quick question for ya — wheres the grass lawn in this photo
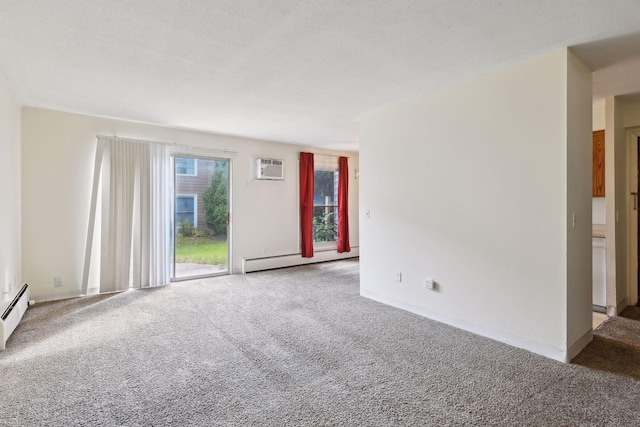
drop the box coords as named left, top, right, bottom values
left=176, top=236, right=227, bottom=267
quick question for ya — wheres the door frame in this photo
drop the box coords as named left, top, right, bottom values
left=170, top=153, right=232, bottom=281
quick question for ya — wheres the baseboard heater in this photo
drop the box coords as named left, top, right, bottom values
left=242, top=247, right=359, bottom=274
left=1, top=283, right=30, bottom=351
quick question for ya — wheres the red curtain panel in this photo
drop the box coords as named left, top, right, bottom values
left=337, top=156, right=351, bottom=253
left=299, top=152, right=314, bottom=258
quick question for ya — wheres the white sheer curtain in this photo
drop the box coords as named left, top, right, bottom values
left=147, top=144, right=171, bottom=288
left=99, top=137, right=170, bottom=293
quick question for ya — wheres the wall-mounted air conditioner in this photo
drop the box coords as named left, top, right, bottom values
left=255, top=158, right=284, bottom=180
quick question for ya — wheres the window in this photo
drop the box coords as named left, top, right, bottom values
left=313, top=169, right=339, bottom=243
left=300, top=153, right=349, bottom=256
left=176, top=195, right=197, bottom=228
left=175, top=157, right=197, bottom=176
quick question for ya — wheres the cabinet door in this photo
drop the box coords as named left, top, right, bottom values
left=593, top=130, right=605, bottom=197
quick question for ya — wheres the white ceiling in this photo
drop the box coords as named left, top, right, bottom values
left=1, top=1, right=640, bottom=151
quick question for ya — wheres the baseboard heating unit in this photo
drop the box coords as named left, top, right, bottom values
left=242, top=247, right=359, bottom=274
left=1, top=283, right=30, bottom=350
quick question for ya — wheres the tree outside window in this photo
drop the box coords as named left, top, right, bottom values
left=313, top=169, right=338, bottom=242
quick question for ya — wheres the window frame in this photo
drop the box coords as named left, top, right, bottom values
left=312, top=167, right=339, bottom=246
left=175, top=157, right=198, bottom=177
left=176, top=194, right=197, bottom=228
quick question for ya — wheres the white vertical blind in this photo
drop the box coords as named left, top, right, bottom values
left=97, top=137, right=170, bottom=293
left=148, top=144, right=171, bottom=287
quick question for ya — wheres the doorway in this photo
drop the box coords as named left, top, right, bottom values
left=634, top=136, right=640, bottom=306
left=627, top=130, right=640, bottom=308
left=171, top=155, right=230, bottom=280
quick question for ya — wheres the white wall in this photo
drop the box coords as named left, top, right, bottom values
left=22, top=108, right=359, bottom=299
left=592, top=198, right=606, bottom=224
left=359, top=49, right=591, bottom=362
left=565, top=50, right=593, bottom=353
left=593, top=104, right=605, bottom=130
left=623, top=101, right=640, bottom=128
left=0, top=74, right=21, bottom=301
left=605, top=97, right=628, bottom=312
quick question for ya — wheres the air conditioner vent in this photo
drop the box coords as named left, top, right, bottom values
left=255, top=158, right=284, bottom=180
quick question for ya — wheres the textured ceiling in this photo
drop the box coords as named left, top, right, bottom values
left=1, top=1, right=640, bottom=150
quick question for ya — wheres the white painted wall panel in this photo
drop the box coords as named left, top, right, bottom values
left=565, top=50, right=593, bottom=354
left=360, top=49, right=590, bottom=360
left=0, top=74, right=21, bottom=301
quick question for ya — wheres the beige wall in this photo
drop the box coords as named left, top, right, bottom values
left=22, top=108, right=359, bottom=299
left=593, top=104, right=605, bottom=131
left=565, top=50, right=593, bottom=350
left=623, top=101, right=640, bottom=128
left=605, top=97, right=628, bottom=311
left=0, top=74, right=21, bottom=301
left=359, top=49, right=591, bottom=362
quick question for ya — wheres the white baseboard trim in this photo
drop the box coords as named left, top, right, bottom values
left=241, top=247, right=359, bottom=274
left=607, top=297, right=629, bottom=316
left=32, top=290, right=83, bottom=303
left=566, top=329, right=593, bottom=361
left=617, top=297, right=629, bottom=315
left=360, top=288, right=570, bottom=363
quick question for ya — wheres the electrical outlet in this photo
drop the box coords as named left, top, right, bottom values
left=395, top=272, right=402, bottom=283
left=54, top=276, right=63, bottom=288
left=425, top=278, right=435, bottom=290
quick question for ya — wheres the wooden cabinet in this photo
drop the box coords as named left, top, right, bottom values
left=593, top=130, right=605, bottom=197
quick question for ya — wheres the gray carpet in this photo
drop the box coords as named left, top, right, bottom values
left=573, top=307, right=640, bottom=379
left=620, top=305, right=640, bottom=321
left=1, top=259, right=639, bottom=426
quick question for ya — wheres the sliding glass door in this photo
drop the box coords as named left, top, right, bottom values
left=171, top=155, right=230, bottom=280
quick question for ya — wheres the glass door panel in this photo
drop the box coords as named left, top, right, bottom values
left=172, top=156, right=229, bottom=280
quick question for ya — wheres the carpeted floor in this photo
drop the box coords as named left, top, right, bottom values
left=1, top=259, right=639, bottom=426
left=619, top=305, right=640, bottom=321
left=573, top=306, right=640, bottom=379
